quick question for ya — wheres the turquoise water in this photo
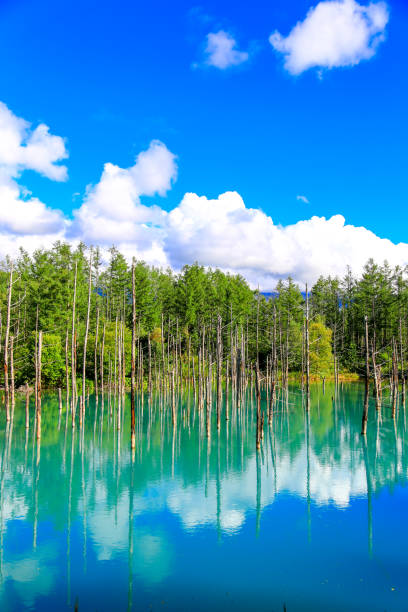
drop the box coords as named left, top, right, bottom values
left=1, top=384, right=408, bottom=611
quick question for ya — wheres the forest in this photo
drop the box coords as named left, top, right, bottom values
left=0, top=241, right=406, bottom=401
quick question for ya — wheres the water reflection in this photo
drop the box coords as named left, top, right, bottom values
left=0, top=384, right=407, bottom=610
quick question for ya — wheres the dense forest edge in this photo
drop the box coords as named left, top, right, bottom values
left=0, top=242, right=404, bottom=400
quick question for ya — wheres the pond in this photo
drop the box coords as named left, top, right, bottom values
left=1, top=384, right=407, bottom=611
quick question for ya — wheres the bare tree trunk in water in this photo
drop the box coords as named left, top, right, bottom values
left=10, top=335, right=15, bottom=410
left=4, top=262, right=13, bottom=421
left=71, top=261, right=78, bottom=427
left=65, top=327, right=70, bottom=405
left=171, top=368, right=176, bottom=425
left=25, top=382, right=30, bottom=429
left=371, top=340, right=381, bottom=411
left=130, top=261, right=136, bottom=451
left=399, top=317, right=405, bottom=405
left=255, top=363, right=263, bottom=450
left=82, top=250, right=93, bottom=423
left=305, top=283, right=310, bottom=411
left=391, top=338, right=398, bottom=419
left=361, top=315, right=370, bottom=435
left=100, top=322, right=105, bottom=399
left=216, top=314, right=222, bottom=430
left=36, top=331, right=43, bottom=439
left=94, top=307, right=100, bottom=403
left=206, top=355, right=212, bottom=438
left=148, top=333, right=152, bottom=397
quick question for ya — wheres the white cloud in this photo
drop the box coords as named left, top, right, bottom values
left=269, top=0, right=389, bottom=75
left=297, top=195, right=309, bottom=204
left=2, top=101, right=408, bottom=291
left=204, top=30, right=249, bottom=69
left=0, top=102, right=68, bottom=180
left=0, top=102, right=68, bottom=250
left=71, top=139, right=176, bottom=266
left=0, top=172, right=65, bottom=235
left=164, top=191, right=408, bottom=288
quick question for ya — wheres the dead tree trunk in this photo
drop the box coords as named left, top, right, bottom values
left=269, top=307, right=277, bottom=425
left=399, top=317, right=405, bottom=405
left=216, top=314, right=222, bottom=430
left=101, top=321, right=106, bottom=398
left=65, top=327, right=70, bottom=404
left=10, top=335, right=15, bottom=409
left=130, top=261, right=136, bottom=451
left=305, top=283, right=310, bottom=411
left=148, top=333, right=152, bottom=397
left=391, top=338, right=398, bottom=419
left=365, top=315, right=370, bottom=396
left=71, top=261, right=78, bottom=426
left=371, top=340, right=381, bottom=410
left=171, top=368, right=176, bottom=425
left=361, top=315, right=370, bottom=435
left=4, top=262, right=13, bottom=421
left=25, top=382, right=30, bottom=429
left=236, top=347, right=242, bottom=406
left=198, top=347, right=203, bottom=412
left=82, top=250, right=93, bottom=421
left=94, top=307, right=100, bottom=402
left=36, top=331, right=43, bottom=439
left=206, top=355, right=212, bottom=438
left=255, top=363, right=262, bottom=450
left=230, top=304, right=235, bottom=402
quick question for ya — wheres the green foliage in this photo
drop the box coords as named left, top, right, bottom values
left=2, top=241, right=408, bottom=386
left=41, top=333, right=66, bottom=385
left=309, top=316, right=333, bottom=376
left=17, top=332, right=65, bottom=386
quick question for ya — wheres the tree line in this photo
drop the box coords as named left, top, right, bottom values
left=0, top=242, right=406, bottom=399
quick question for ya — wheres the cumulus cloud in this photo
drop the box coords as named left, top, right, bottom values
left=0, top=175, right=65, bottom=235
left=0, top=102, right=68, bottom=250
left=269, top=0, right=389, bottom=75
left=204, top=30, right=249, bottom=69
left=71, top=139, right=177, bottom=266
left=2, top=101, right=408, bottom=290
left=0, top=102, right=68, bottom=180
left=164, top=191, right=408, bottom=287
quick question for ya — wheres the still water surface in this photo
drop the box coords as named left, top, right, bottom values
left=1, top=384, right=408, bottom=611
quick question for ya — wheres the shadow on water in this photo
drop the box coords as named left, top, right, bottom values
left=0, top=383, right=408, bottom=611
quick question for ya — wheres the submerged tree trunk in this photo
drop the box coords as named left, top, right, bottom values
left=361, top=315, right=370, bottom=436
left=71, top=261, right=78, bottom=426
left=255, top=363, right=262, bottom=450
left=371, top=340, right=381, bottom=410
left=4, top=262, right=13, bottom=421
left=101, top=322, right=106, bottom=398
left=65, top=327, right=70, bottom=404
left=361, top=386, right=369, bottom=436
left=130, top=262, right=136, bottom=451
left=36, top=331, right=43, bottom=439
left=82, top=251, right=93, bottom=422
left=399, top=317, right=405, bottom=405
left=25, top=382, right=30, bottom=429
left=10, top=335, right=15, bottom=410
left=305, top=283, right=310, bottom=411
left=216, top=314, right=222, bottom=430
left=391, top=338, right=398, bottom=419
left=148, top=333, right=152, bottom=397
left=206, top=355, right=212, bottom=438
left=94, top=307, right=100, bottom=403
left=171, top=368, right=176, bottom=425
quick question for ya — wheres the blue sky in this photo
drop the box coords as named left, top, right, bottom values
left=0, top=0, right=407, bottom=286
